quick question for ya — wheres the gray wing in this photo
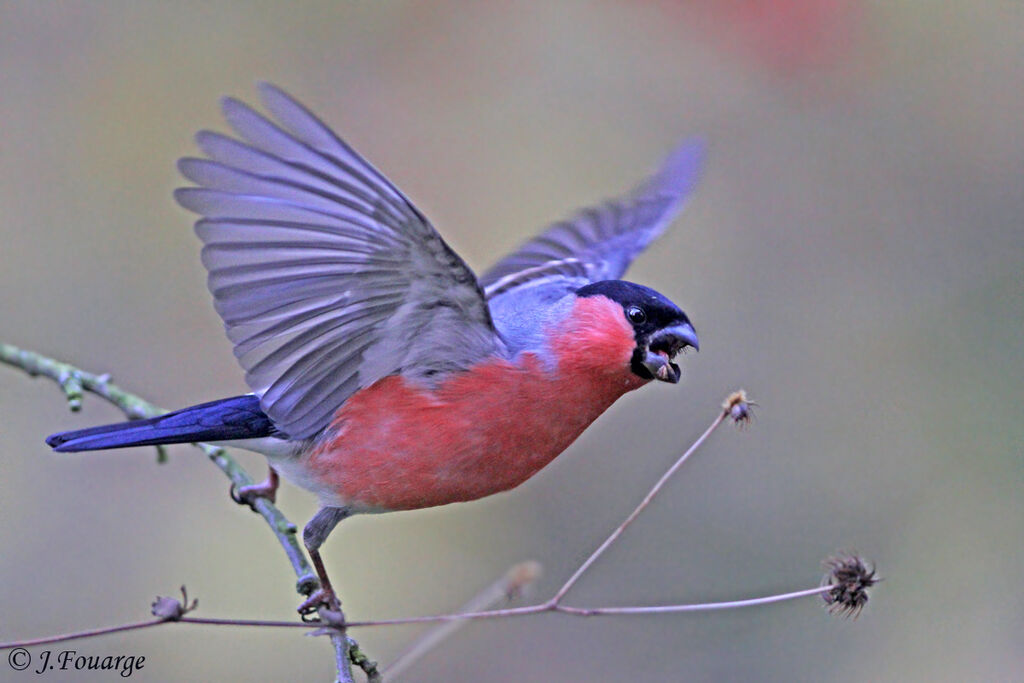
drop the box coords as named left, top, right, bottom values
left=175, top=83, right=502, bottom=439
left=481, top=139, right=705, bottom=299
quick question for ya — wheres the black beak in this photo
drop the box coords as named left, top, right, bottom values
left=638, top=323, right=699, bottom=384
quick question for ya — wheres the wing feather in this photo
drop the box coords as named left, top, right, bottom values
left=177, top=84, right=501, bottom=438
left=481, top=139, right=705, bottom=297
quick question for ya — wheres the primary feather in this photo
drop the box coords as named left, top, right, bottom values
left=176, top=83, right=502, bottom=439
left=175, top=84, right=702, bottom=441
left=481, top=138, right=705, bottom=298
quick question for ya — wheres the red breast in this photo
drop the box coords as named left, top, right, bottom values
left=305, top=295, right=646, bottom=511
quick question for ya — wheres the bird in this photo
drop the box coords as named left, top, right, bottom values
left=46, top=83, right=703, bottom=615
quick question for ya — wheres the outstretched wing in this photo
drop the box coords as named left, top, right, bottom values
left=175, top=83, right=502, bottom=439
left=481, top=139, right=705, bottom=299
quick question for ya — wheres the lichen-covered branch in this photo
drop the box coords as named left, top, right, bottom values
left=0, top=341, right=357, bottom=681
left=1, top=341, right=316, bottom=593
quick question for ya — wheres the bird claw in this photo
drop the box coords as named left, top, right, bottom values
left=230, top=468, right=279, bottom=509
left=298, top=588, right=343, bottom=622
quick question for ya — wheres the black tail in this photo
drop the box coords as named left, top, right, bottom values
left=46, top=394, right=277, bottom=452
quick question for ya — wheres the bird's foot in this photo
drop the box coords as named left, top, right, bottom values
left=298, top=587, right=343, bottom=623
left=230, top=468, right=279, bottom=509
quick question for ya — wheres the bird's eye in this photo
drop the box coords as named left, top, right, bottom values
left=626, top=306, right=646, bottom=324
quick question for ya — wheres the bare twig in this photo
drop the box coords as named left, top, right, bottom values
left=0, top=619, right=168, bottom=649
left=0, top=342, right=317, bottom=593
left=387, top=561, right=544, bottom=679
left=331, top=633, right=355, bottom=683
left=0, top=343, right=354, bottom=681
left=549, top=409, right=729, bottom=605
left=553, top=586, right=834, bottom=616
left=0, top=582, right=844, bottom=650
left=3, top=348, right=875, bottom=679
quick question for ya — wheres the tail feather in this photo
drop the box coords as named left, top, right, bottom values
left=46, top=394, right=278, bottom=452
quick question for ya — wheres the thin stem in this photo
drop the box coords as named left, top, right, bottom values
left=0, top=342, right=318, bottom=596
left=549, top=409, right=729, bottom=605
left=344, top=604, right=545, bottom=628
left=203, top=444, right=317, bottom=595
left=0, top=582, right=835, bottom=652
left=386, top=561, right=543, bottom=680
left=0, top=365, right=873, bottom=674
left=0, top=342, right=350, bottom=680
left=342, top=583, right=832, bottom=627
left=331, top=633, right=354, bottom=683
left=177, top=617, right=313, bottom=628
left=0, top=619, right=167, bottom=649
left=0, top=343, right=155, bottom=418
left=556, top=586, right=834, bottom=616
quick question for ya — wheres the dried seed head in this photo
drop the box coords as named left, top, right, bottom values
left=821, top=553, right=878, bottom=618
left=151, top=585, right=198, bottom=621
left=723, top=389, right=755, bottom=426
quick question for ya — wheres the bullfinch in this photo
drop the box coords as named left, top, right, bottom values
left=47, top=84, right=703, bottom=614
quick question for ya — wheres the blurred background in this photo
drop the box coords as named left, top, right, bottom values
left=1, top=2, right=1021, bottom=681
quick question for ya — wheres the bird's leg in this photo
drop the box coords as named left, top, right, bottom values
left=230, top=466, right=280, bottom=508
left=298, top=506, right=351, bottom=619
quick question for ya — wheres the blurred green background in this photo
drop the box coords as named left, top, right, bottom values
left=1, top=2, right=1021, bottom=681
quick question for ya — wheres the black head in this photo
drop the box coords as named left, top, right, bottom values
left=575, top=279, right=698, bottom=383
